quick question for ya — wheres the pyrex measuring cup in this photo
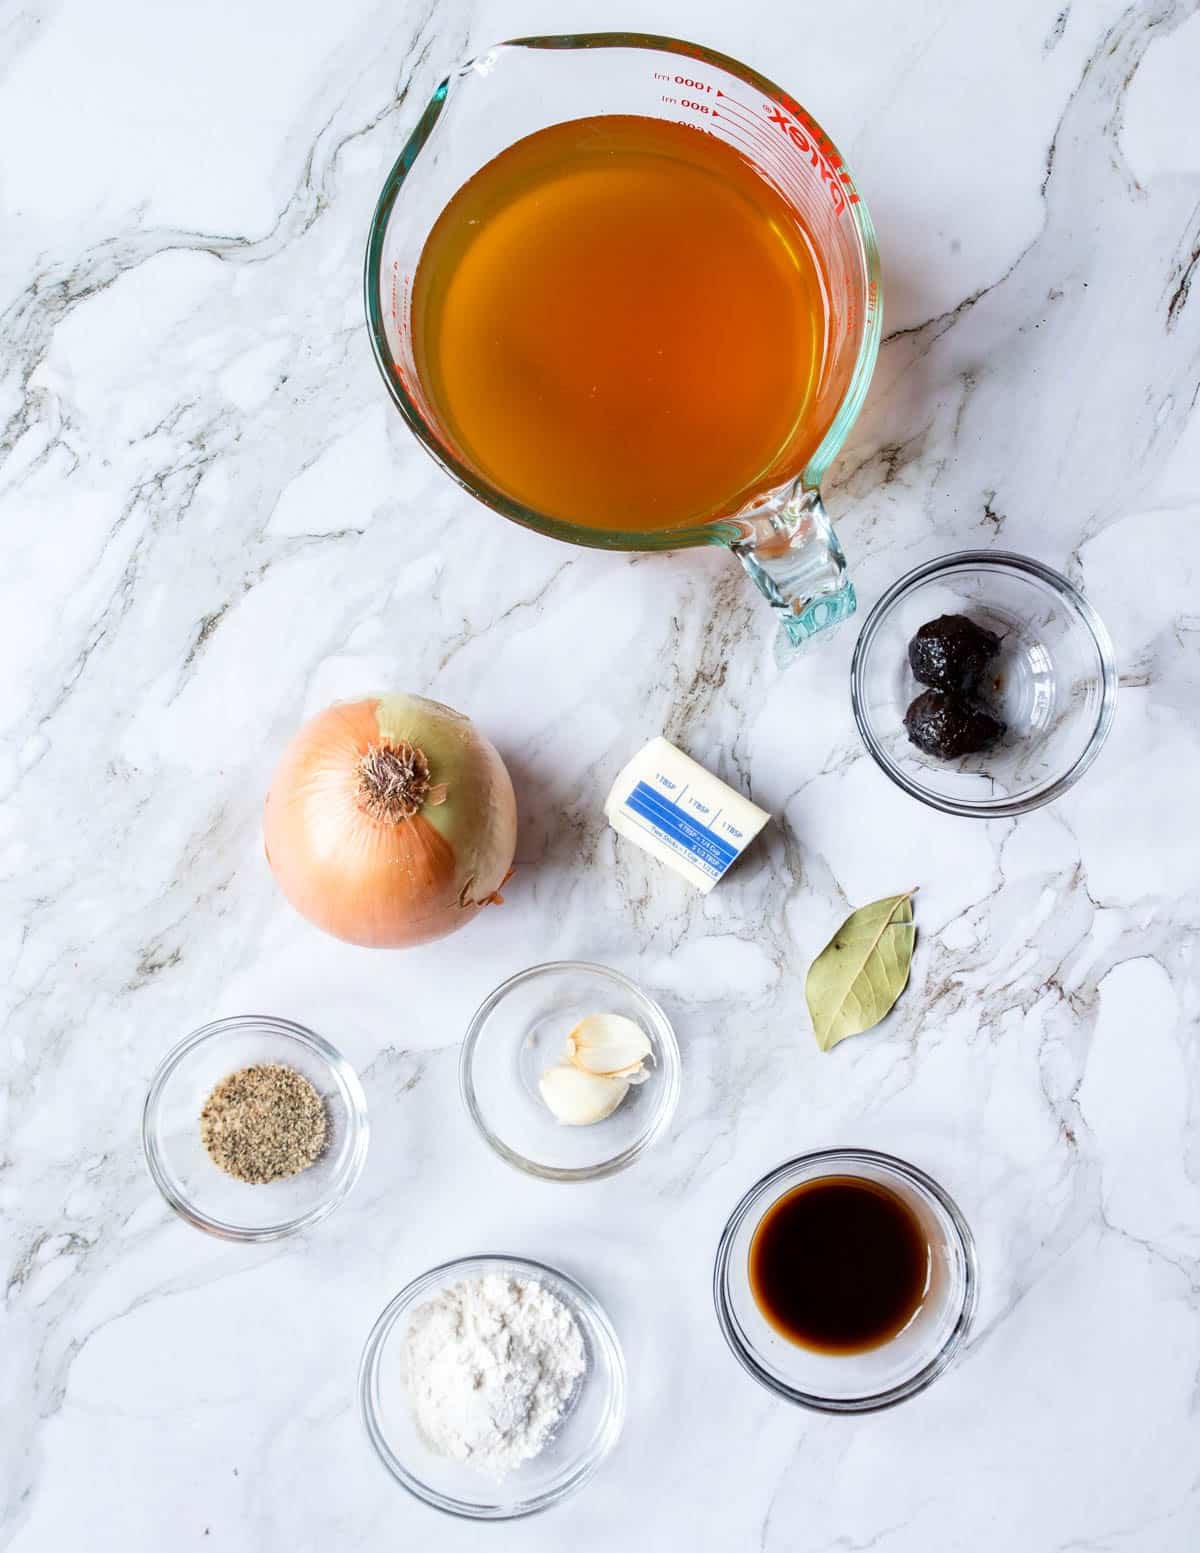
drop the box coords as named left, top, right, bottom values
left=365, top=33, right=882, bottom=658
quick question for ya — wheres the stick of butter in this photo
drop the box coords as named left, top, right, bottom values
left=604, top=737, right=770, bottom=894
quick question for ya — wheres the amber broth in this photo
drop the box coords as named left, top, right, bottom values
left=412, top=115, right=832, bottom=533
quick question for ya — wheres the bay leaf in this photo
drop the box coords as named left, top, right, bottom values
left=805, top=892, right=916, bottom=1052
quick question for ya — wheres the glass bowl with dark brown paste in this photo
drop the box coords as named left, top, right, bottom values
left=850, top=552, right=1117, bottom=817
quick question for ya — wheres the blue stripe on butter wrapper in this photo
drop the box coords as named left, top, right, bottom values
left=621, top=780, right=739, bottom=879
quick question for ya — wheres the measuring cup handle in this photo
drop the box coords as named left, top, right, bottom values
left=731, top=488, right=856, bottom=663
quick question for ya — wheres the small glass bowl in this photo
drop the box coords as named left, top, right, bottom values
left=359, top=1254, right=626, bottom=1519
left=850, top=551, right=1117, bottom=817
left=714, top=1149, right=977, bottom=1412
left=142, top=1015, right=369, bottom=1241
left=460, top=962, right=680, bottom=1182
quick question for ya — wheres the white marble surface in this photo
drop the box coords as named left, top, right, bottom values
left=3, top=0, right=1199, bottom=1548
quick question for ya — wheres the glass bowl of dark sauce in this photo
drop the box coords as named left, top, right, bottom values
left=714, top=1149, right=977, bottom=1411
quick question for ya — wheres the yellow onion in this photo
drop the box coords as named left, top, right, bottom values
left=263, top=694, right=517, bottom=947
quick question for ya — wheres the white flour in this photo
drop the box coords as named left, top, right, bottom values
left=400, top=1274, right=586, bottom=1477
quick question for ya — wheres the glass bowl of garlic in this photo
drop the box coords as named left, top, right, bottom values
left=460, top=962, right=680, bottom=1181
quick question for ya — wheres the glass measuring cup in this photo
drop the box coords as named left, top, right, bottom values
left=365, top=33, right=882, bottom=658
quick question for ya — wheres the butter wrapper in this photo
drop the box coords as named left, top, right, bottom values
left=604, top=737, right=770, bottom=894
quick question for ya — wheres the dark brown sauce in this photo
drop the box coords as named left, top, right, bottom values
left=749, top=1176, right=930, bottom=1354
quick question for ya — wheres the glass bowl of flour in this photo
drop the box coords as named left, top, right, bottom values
left=358, top=1254, right=626, bottom=1517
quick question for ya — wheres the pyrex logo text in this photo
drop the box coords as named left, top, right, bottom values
left=764, top=106, right=858, bottom=212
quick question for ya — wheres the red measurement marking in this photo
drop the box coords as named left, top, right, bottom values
left=712, top=97, right=823, bottom=206
left=709, top=105, right=788, bottom=160
left=713, top=115, right=771, bottom=156
left=716, top=89, right=858, bottom=211
left=713, top=116, right=812, bottom=213
left=714, top=92, right=763, bottom=125
left=660, top=93, right=712, bottom=117
left=651, top=67, right=715, bottom=93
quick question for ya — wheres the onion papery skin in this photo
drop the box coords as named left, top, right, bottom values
left=263, top=695, right=517, bottom=947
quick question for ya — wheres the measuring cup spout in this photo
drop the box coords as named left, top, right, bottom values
left=731, top=488, right=856, bottom=662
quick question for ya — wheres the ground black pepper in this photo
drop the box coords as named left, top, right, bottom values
left=200, top=1064, right=327, bottom=1184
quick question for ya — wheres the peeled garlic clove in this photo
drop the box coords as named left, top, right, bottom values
left=566, top=1013, right=653, bottom=1081
left=538, top=1064, right=630, bottom=1126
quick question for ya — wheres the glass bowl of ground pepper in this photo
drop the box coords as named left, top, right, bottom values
left=142, top=1015, right=369, bottom=1241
